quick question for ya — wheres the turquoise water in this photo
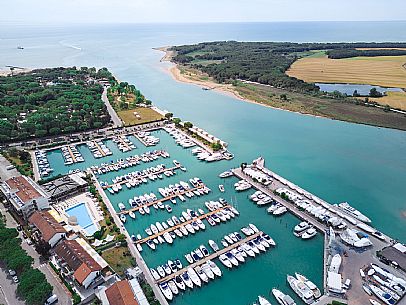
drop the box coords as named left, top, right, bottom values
left=65, top=203, right=97, bottom=235
left=1, top=21, right=406, bottom=304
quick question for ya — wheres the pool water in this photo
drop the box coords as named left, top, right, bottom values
left=65, top=203, right=98, bottom=236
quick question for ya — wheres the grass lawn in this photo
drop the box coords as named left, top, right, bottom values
left=366, top=90, right=406, bottom=110
left=101, top=246, right=134, bottom=277
left=117, top=107, right=164, bottom=126
left=287, top=55, right=406, bottom=88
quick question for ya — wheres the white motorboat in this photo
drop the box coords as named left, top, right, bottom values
left=369, top=284, right=396, bottom=305
left=219, top=170, right=233, bottom=178
left=301, top=228, right=317, bottom=240
left=208, top=239, right=219, bottom=251
left=249, top=223, right=259, bottom=233
left=287, top=275, right=314, bottom=304
left=157, top=265, right=165, bottom=277
left=174, top=275, right=186, bottom=291
left=120, top=214, right=126, bottom=223
left=146, top=240, right=156, bottom=250
left=258, top=296, right=272, bottom=305
left=129, top=211, right=136, bottom=219
left=181, top=272, right=194, bottom=289
left=159, top=282, right=173, bottom=301
left=168, top=280, right=179, bottom=295
left=185, top=253, right=193, bottom=264
left=187, top=268, right=202, bottom=287
left=201, top=262, right=215, bottom=279
left=242, top=243, right=256, bottom=257
left=329, top=254, right=342, bottom=273
left=195, top=266, right=209, bottom=283
left=219, top=184, right=225, bottom=192
left=272, top=288, right=297, bottom=305
left=225, top=251, right=239, bottom=266
left=219, top=254, right=232, bottom=268
left=208, top=260, right=222, bottom=277
left=273, top=206, right=288, bottom=216
left=150, top=268, right=160, bottom=281
left=294, top=221, right=310, bottom=233
left=369, top=300, right=381, bottom=305
left=295, top=273, right=321, bottom=299
left=337, top=202, right=371, bottom=223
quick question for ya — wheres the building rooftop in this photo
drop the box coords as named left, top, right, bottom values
left=28, top=210, right=66, bottom=243
left=106, top=280, right=139, bottom=305
left=42, top=173, right=87, bottom=200
left=381, top=244, right=406, bottom=271
left=55, top=239, right=102, bottom=283
left=2, top=176, right=45, bottom=207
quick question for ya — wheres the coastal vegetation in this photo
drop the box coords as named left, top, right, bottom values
left=0, top=67, right=112, bottom=143
left=168, top=41, right=406, bottom=129
left=0, top=212, right=53, bottom=305
left=107, top=78, right=163, bottom=125
left=2, top=148, right=33, bottom=177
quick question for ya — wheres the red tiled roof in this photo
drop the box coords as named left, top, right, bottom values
left=55, top=239, right=102, bottom=283
left=28, top=211, right=66, bottom=243
left=6, top=176, right=41, bottom=203
left=105, top=280, right=139, bottom=305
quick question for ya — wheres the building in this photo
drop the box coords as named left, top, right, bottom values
left=54, top=239, right=104, bottom=289
left=379, top=243, right=406, bottom=271
left=41, top=173, right=88, bottom=203
left=28, top=210, right=66, bottom=247
left=0, top=175, right=49, bottom=219
left=97, top=278, right=150, bottom=305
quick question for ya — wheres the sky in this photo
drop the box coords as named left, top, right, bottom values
left=2, top=0, right=406, bottom=24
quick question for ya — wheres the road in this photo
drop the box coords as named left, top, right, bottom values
left=102, top=86, right=123, bottom=128
left=0, top=202, right=72, bottom=305
left=0, top=154, right=20, bottom=180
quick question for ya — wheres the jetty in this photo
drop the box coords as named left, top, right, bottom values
left=134, top=133, right=153, bottom=147
left=66, top=145, right=77, bottom=163
left=156, top=231, right=264, bottom=283
left=103, top=164, right=182, bottom=189
left=116, top=136, right=133, bottom=151
left=93, top=140, right=107, bottom=157
left=136, top=204, right=233, bottom=244
left=117, top=184, right=206, bottom=215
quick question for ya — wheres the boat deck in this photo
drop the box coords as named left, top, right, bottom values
left=136, top=204, right=233, bottom=244
left=156, top=231, right=263, bottom=283
left=104, top=164, right=182, bottom=189
left=117, top=184, right=206, bottom=215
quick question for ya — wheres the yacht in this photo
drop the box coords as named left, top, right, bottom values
left=295, top=273, right=321, bottom=299
left=201, top=263, right=215, bottom=279
left=208, top=260, right=222, bottom=277
left=181, top=272, right=194, bottom=289
left=174, top=275, right=186, bottom=291
left=195, top=266, right=209, bottom=283
left=208, top=240, right=219, bottom=251
left=219, top=170, right=233, bottom=178
left=272, top=288, right=296, bottom=305
left=159, top=282, right=173, bottom=301
left=168, top=280, right=179, bottom=295
left=287, top=275, right=314, bottom=304
left=150, top=268, right=160, bottom=281
left=301, top=228, right=317, bottom=240
left=337, top=202, right=371, bottom=223
left=219, top=254, right=233, bottom=268
left=294, top=221, right=310, bottom=233
left=187, top=268, right=202, bottom=287
left=258, top=296, right=272, bottom=305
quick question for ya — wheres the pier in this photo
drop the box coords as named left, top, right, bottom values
left=136, top=204, right=233, bottom=244
left=116, top=136, right=133, bottom=151
left=134, top=133, right=153, bottom=147
left=156, top=231, right=264, bottom=283
left=103, top=164, right=182, bottom=189
left=92, top=140, right=107, bottom=157
left=66, top=145, right=77, bottom=163
left=117, top=184, right=206, bottom=215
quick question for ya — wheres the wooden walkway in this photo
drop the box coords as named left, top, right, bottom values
left=66, top=145, right=77, bottom=163
left=134, top=133, right=153, bottom=147
left=116, top=136, right=133, bottom=151
left=117, top=184, right=206, bottom=215
left=103, top=165, right=182, bottom=189
left=156, top=231, right=264, bottom=283
left=137, top=204, right=233, bottom=244
left=93, top=140, right=107, bottom=157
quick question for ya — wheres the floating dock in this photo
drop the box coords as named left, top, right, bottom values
left=66, top=145, right=77, bottom=163
left=136, top=204, right=233, bottom=244
left=156, top=231, right=264, bottom=283
left=93, top=140, right=107, bottom=157
left=117, top=184, right=206, bottom=215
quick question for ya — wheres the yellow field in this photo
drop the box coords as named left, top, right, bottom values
left=117, top=107, right=164, bottom=126
left=287, top=55, right=406, bottom=88
left=368, top=91, right=406, bottom=110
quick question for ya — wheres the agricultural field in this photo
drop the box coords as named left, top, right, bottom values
left=367, top=91, right=406, bottom=110
left=117, top=107, right=164, bottom=126
left=287, top=55, right=406, bottom=88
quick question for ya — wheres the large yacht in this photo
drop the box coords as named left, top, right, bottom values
left=287, top=275, right=315, bottom=304
left=272, top=288, right=297, bottom=305
left=337, top=202, right=371, bottom=223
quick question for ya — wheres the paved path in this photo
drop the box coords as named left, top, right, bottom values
left=0, top=154, right=19, bottom=181
left=0, top=202, right=72, bottom=305
left=102, top=87, right=123, bottom=128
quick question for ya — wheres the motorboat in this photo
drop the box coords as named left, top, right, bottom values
left=156, top=265, right=166, bottom=277
left=225, top=251, right=239, bottom=266
left=261, top=233, right=276, bottom=246
left=301, top=228, right=317, bottom=240
left=369, top=284, right=396, bottom=305
left=146, top=240, right=156, bottom=250
left=168, top=280, right=179, bottom=295
left=242, top=243, right=256, bottom=257
left=272, top=288, right=297, bottom=305
left=208, top=240, right=219, bottom=252
left=294, top=221, right=310, bottom=233
left=129, top=211, right=136, bottom=219
left=181, top=272, right=194, bottom=289
left=174, top=275, right=186, bottom=291
left=120, top=214, right=126, bottom=223
left=219, top=184, right=225, bottom=192
left=201, top=263, right=215, bottom=279
left=287, top=275, right=314, bottom=304
left=150, top=268, right=160, bottom=281
left=295, top=273, right=321, bottom=299
left=195, top=266, right=209, bottom=283
left=219, top=170, right=233, bottom=178
left=219, top=254, right=232, bottom=268
left=159, top=282, right=173, bottom=301
left=273, top=206, right=288, bottom=216
left=200, top=245, right=210, bottom=257
left=249, top=223, right=259, bottom=233
left=369, top=300, right=381, bottom=305
left=258, top=296, right=272, bottom=305
left=163, top=263, right=172, bottom=275
left=337, top=202, right=371, bottom=223
left=185, top=253, right=194, bottom=264
left=208, top=260, right=222, bottom=277
left=187, top=268, right=202, bottom=287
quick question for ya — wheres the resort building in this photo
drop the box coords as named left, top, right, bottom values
left=0, top=175, right=49, bottom=219
left=28, top=210, right=66, bottom=247
left=97, top=278, right=150, bottom=305
left=41, top=173, right=88, bottom=203
left=54, top=238, right=107, bottom=289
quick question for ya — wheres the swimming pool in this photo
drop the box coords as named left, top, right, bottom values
left=65, top=203, right=98, bottom=236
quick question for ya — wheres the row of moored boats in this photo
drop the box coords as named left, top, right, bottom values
left=112, top=135, right=136, bottom=152
left=87, top=140, right=112, bottom=158
left=35, top=150, right=54, bottom=178
left=136, top=131, right=160, bottom=146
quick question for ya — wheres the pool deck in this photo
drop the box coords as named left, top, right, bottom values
left=232, top=162, right=403, bottom=304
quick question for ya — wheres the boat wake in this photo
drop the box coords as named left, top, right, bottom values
left=59, top=41, right=82, bottom=50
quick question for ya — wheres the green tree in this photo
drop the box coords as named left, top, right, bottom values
left=172, top=118, right=181, bottom=126
left=164, top=112, right=173, bottom=119
left=184, top=121, right=193, bottom=129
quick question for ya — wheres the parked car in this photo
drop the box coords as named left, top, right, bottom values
left=13, top=276, right=19, bottom=283
left=8, top=269, right=16, bottom=276
left=27, top=239, right=33, bottom=245
left=44, top=294, right=58, bottom=305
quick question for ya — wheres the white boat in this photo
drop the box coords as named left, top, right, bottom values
left=181, top=272, right=194, bottom=289
left=258, top=296, right=272, bottom=305
left=219, top=184, right=225, bottom=192
left=129, top=211, right=136, bottom=219
left=168, top=280, right=178, bottom=295
left=157, top=265, right=165, bottom=277
left=174, top=275, right=186, bottom=291
left=369, top=299, right=381, bottom=305
left=287, top=275, right=314, bottom=304
left=219, top=254, right=232, bottom=268
left=272, top=288, right=297, bottom=305
left=294, top=221, right=310, bottom=233
left=159, top=282, right=173, bottom=301
left=295, top=273, right=321, bottom=299
left=369, top=284, right=396, bottom=305
left=273, top=206, right=288, bottom=216
left=150, top=268, right=160, bottom=280
left=120, top=214, right=126, bottom=223
left=337, top=202, right=371, bottom=223
left=301, top=228, right=317, bottom=240
left=187, top=268, right=202, bottom=287
left=329, top=254, right=342, bottom=273
left=195, top=266, right=209, bottom=283
left=219, top=170, right=233, bottom=178
left=208, top=260, right=222, bottom=277
left=201, top=262, right=215, bottom=279
left=249, top=223, right=259, bottom=233
left=208, top=240, right=219, bottom=251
